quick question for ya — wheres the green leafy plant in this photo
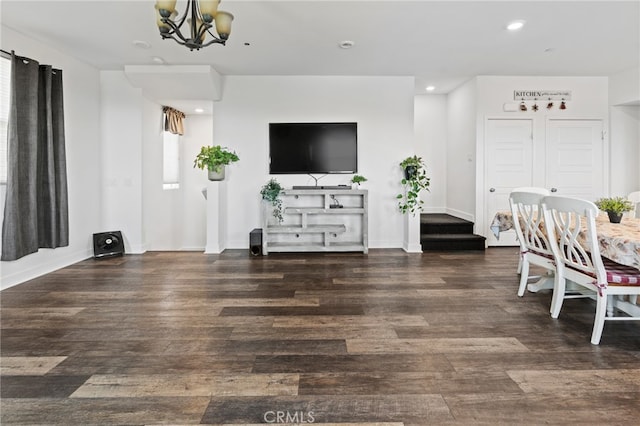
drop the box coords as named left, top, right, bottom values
left=193, top=145, right=240, bottom=173
left=350, top=175, right=368, bottom=186
left=397, top=155, right=430, bottom=215
left=260, top=178, right=284, bottom=223
left=399, top=155, right=423, bottom=171
left=594, top=196, right=634, bottom=214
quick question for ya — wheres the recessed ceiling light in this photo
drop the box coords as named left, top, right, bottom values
left=132, top=40, right=152, bottom=49
left=339, top=40, right=355, bottom=49
left=151, top=56, right=165, bottom=64
left=426, top=86, right=435, bottom=92
left=194, top=108, right=204, bottom=113
left=506, top=20, right=525, bottom=31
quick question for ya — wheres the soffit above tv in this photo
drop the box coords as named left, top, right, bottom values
left=124, top=65, right=223, bottom=103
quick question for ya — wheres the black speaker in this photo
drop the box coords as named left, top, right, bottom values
left=93, top=231, right=125, bottom=259
left=249, top=228, right=263, bottom=256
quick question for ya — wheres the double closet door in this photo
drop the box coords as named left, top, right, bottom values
left=485, top=117, right=605, bottom=246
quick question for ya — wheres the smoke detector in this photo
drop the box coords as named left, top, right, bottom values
left=339, top=40, right=355, bottom=49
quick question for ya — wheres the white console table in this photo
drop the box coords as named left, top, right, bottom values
left=262, top=188, right=368, bottom=254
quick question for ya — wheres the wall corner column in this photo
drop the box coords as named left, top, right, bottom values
left=205, top=180, right=227, bottom=253
left=403, top=213, right=422, bottom=253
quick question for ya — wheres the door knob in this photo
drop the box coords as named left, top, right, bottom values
left=551, top=188, right=558, bottom=193
left=489, top=188, right=495, bottom=192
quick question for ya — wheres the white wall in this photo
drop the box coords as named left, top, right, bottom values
left=100, top=71, right=145, bottom=253
left=213, top=76, right=415, bottom=249
left=446, top=78, right=478, bottom=222
left=609, top=106, right=640, bottom=195
left=609, top=67, right=640, bottom=106
left=1, top=26, right=102, bottom=289
left=414, top=94, right=447, bottom=212
left=179, top=114, right=211, bottom=250
left=609, top=67, right=640, bottom=193
left=142, top=108, right=210, bottom=251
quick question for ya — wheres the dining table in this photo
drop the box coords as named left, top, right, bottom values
left=490, top=211, right=640, bottom=316
left=490, top=211, right=640, bottom=270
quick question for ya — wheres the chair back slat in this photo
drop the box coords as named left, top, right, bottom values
left=541, top=195, right=605, bottom=283
left=509, top=191, right=553, bottom=258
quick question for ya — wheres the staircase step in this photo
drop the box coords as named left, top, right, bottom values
left=421, top=234, right=486, bottom=251
left=421, top=213, right=474, bottom=235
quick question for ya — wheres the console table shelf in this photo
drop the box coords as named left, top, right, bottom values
left=262, top=188, right=368, bottom=254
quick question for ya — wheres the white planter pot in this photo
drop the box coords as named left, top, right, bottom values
left=208, top=167, right=225, bottom=181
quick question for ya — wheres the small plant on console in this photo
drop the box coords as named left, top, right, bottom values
left=350, top=175, right=368, bottom=187
left=261, top=178, right=284, bottom=223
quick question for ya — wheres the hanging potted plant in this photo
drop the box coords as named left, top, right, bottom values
left=260, top=178, right=284, bottom=223
left=594, top=196, right=633, bottom=223
left=193, top=145, right=240, bottom=181
left=397, top=155, right=430, bottom=215
left=350, top=174, right=368, bottom=188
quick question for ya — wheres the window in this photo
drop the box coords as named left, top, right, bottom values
left=0, top=56, right=10, bottom=184
left=162, top=131, right=180, bottom=189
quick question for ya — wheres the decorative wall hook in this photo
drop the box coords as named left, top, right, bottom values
left=560, top=99, right=566, bottom=110
left=532, top=98, right=539, bottom=112
left=546, top=98, right=554, bottom=109
left=519, top=100, right=528, bottom=111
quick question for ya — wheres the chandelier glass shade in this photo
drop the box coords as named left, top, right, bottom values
left=155, top=0, right=234, bottom=51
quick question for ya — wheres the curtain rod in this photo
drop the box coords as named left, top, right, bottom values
left=0, top=49, right=59, bottom=74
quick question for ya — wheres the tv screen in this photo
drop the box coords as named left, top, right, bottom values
left=269, top=122, right=357, bottom=174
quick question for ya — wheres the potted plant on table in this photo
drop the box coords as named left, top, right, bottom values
left=350, top=175, right=367, bottom=188
left=397, top=155, right=430, bottom=215
left=193, top=145, right=240, bottom=181
left=260, top=178, right=284, bottom=223
left=594, top=196, right=634, bottom=223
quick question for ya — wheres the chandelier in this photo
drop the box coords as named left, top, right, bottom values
left=155, top=0, right=234, bottom=51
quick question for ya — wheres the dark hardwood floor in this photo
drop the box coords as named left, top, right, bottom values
left=1, top=248, right=639, bottom=425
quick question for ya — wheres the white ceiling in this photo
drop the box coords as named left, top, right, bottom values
left=2, top=0, right=639, bottom=107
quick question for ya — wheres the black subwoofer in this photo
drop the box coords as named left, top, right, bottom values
left=249, top=228, right=263, bottom=256
left=93, top=231, right=125, bottom=258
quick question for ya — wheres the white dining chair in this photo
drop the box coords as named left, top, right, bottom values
left=627, top=191, right=640, bottom=218
left=541, top=195, right=640, bottom=345
left=509, top=190, right=555, bottom=297
left=511, top=187, right=551, bottom=275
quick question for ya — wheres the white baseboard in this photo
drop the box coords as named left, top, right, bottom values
left=445, top=207, right=475, bottom=223
left=1, top=248, right=92, bottom=290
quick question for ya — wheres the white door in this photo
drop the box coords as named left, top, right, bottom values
left=545, top=119, right=605, bottom=200
left=485, top=118, right=534, bottom=246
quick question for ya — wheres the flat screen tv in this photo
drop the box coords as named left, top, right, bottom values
left=269, top=122, right=357, bottom=174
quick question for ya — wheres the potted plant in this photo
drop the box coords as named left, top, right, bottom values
left=594, top=196, right=633, bottom=223
left=397, top=155, right=430, bottom=215
left=400, top=155, right=423, bottom=180
left=260, top=178, right=284, bottom=223
left=193, top=145, right=240, bottom=181
left=350, top=174, right=367, bottom=187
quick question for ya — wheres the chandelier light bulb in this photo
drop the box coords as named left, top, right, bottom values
left=154, top=0, right=234, bottom=51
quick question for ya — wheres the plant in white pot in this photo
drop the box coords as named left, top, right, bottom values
left=594, top=196, right=634, bottom=223
left=193, top=145, right=240, bottom=181
left=350, top=174, right=368, bottom=188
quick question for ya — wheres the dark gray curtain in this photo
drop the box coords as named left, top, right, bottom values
left=1, top=53, right=68, bottom=261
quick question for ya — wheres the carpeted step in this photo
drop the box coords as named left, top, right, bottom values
left=420, top=213, right=474, bottom=235
left=420, top=234, right=486, bottom=251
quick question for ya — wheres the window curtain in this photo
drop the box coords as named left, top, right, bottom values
left=163, top=106, right=185, bottom=135
left=1, top=52, right=68, bottom=261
